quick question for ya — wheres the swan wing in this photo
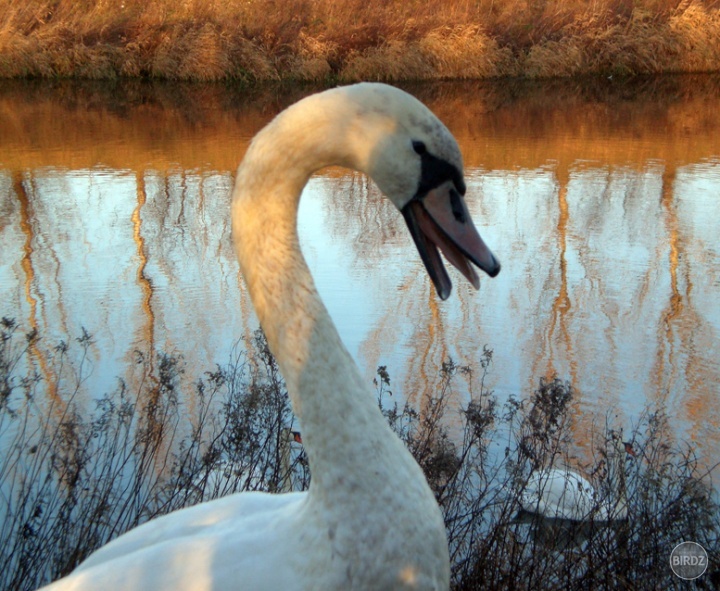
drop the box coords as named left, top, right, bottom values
left=72, top=491, right=307, bottom=574
left=521, top=469, right=598, bottom=521
left=41, top=493, right=315, bottom=591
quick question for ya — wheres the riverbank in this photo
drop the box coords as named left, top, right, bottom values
left=1, top=0, right=719, bottom=81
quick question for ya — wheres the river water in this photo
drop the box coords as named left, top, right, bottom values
left=1, top=76, right=718, bottom=468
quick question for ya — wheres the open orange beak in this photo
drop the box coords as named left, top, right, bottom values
left=402, top=181, right=500, bottom=300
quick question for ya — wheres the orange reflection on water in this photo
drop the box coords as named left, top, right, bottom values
left=0, top=76, right=718, bottom=471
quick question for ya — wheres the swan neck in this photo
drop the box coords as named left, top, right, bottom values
left=232, top=93, right=361, bottom=401
left=231, top=94, right=417, bottom=497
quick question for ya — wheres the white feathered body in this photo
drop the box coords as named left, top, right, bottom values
left=520, top=468, right=602, bottom=521
left=519, top=435, right=630, bottom=523
left=56, top=486, right=445, bottom=590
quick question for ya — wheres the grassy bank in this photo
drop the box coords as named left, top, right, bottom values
left=1, top=0, right=719, bottom=81
left=2, top=320, right=718, bottom=589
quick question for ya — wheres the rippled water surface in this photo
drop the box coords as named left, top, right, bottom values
left=1, top=77, right=718, bottom=467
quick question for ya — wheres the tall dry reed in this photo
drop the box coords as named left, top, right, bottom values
left=0, top=0, right=719, bottom=80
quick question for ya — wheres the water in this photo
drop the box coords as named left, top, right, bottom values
left=1, top=76, right=718, bottom=469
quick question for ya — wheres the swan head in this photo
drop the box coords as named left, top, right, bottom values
left=236, top=82, right=500, bottom=300
left=337, top=83, right=501, bottom=299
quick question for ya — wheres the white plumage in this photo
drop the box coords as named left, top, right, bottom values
left=519, top=432, right=633, bottom=523
left=39, top=83, right=500, bottom=591
left=520, top=468, right=603, bottom=521
left=191, top=428, right=304, bottom=500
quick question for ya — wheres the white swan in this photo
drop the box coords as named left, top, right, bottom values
left=38, top=82, right=500, bottom=591
left=518, top=431, right=634, bottom=523
left=192, top=428, right=304, bottom=501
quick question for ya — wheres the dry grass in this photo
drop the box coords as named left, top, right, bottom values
left=0, top=0, right=719, bottom=80
left=2, top=323, right=718, bottom=590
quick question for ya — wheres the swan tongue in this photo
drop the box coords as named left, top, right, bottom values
left=402, top=181, right=500, bottom=300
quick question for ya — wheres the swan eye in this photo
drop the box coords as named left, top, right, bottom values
left=449, top=188, right=466, bottom=223
left=412, top=141, right=427, bottom=156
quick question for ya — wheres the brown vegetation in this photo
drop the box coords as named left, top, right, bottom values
left=2, top=322, right=718, bottom=590
left=1, top=0, right=719, bottom=80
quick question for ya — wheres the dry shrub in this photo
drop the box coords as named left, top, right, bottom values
left=1, top=321, right=719, bottom=590
left=584, top=9, right=680, bottom=74
left=0, top=34, right=37, bottom=77
left=150, top=33, right=183, bottom=79
left=119, top=41, right=144, bottom=78
left=669, top=2, right=720, bottom=71
left=420, top=26, right=517, bottom=79
left=284, top=32, right=334, bottom=81
left=524, top=39, right=587, bottom=78
left=521, top=2, right=720, bottom=77
left=341, top=41, right=431, bottom=82
left=177, top=25, right=231, bottom=82
left=227, top=37, right=277, bottom=81
left=71, top=44, right=119, bottom=79
left=341, top=27, right=515, bottom=82
left=1, top=0, right=720, bottom=80
left=0, top=323, right=308, bottom=590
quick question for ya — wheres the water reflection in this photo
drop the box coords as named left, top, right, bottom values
left=0, top=76, right=718, bottom=470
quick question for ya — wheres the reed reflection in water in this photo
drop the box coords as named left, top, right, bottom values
left=0, top=76, right=718, bottom=470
